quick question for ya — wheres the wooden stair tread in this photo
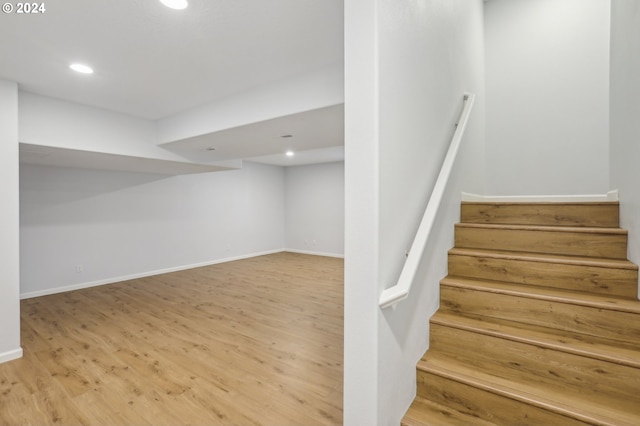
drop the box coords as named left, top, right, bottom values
left=449, top=247, right=639, bottom=270
left=460, top=201, right=620, bottom=228
left=430, top=311, right=640, bottom=369
left=419, top=356, right=640, bottom=426
left=441, top=276, right=640, bottom=314
left=455, top=222, right=629, bottom=259
left=402, top=397, right=497, bottom=426
left=448, top=247, right=639, bottom=299
left=461, top=201, right=619, bottom=206
left=455, top=222, right=628, bottom=235
left=460, top=200, right=620, bottom=206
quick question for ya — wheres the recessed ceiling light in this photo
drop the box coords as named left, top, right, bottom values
left=160, top=0, right=188, bottom=10
left=69, top=63, right=94, bottom=74
left=285, top=151, right=295, bottom=157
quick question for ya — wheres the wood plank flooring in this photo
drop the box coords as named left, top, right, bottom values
left=0, top=252, right=344, bottom=425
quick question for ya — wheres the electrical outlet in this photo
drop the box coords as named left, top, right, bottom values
left=75, top=264, right=83, bottom=273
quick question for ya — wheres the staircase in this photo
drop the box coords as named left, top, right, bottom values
left=402, top=201, right=640, bottom=426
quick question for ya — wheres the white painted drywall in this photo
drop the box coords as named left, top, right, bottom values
left=485, top=0, right=610, bottom=195
left=610, top=0, right=640, bottom=274
left=19, top=92, right=185, bottom=162
left=157, top=63, right=344, bottom=144
left=20, top=162, right=285, bottom=297
left=284, top=162, right=344, bottom=257
left=344, top=0, right=380, bottom=422
left=0, top=79, right=22, bottom=363
left=344, top=0, right=485, bottom=423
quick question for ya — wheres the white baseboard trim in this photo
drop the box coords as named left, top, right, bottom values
left=20, top=249, right=286, bottom=300
left=0, top=347, right=23, bottom=364
left=284, top=248, right=345, bottom=258
left=462, top=189, right=619, bottom=203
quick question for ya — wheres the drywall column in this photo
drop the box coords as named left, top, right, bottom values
left=610, top=0, right=640, bottom=274
left=0, top=79, right=22, bottom=363
left=345, top=0, right=485, bottom=424
left=344, top=0, right=379, bottom=423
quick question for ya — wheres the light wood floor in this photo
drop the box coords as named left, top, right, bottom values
left=0, top=252, right=344, bottom=425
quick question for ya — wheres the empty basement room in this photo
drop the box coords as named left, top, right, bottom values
left=0, top=0, right=346, bottom=424
left=4, top=0, right=640, bottom=425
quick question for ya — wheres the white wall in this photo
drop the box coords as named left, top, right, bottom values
left=0, top=80, right=22, bottom=363
left=610, top=0, right=640, bottom=275
left=20, top=161, right=285, bottom=297
left=284, top=161, right=344, bottom=257
left=19, top=92, right=184, bottom=161
left=344, top=0, right=485, bottom=424
left=344, top=0, right=380, bottom=421
left=485, top=0, right=610, bottom=195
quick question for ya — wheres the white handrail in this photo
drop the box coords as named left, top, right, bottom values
left=379, top=93, right=475, bottom=309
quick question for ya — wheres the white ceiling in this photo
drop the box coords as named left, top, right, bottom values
left=1, top=0, right=344, bottom=168
left=161, top=104, right=344, bottom=165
